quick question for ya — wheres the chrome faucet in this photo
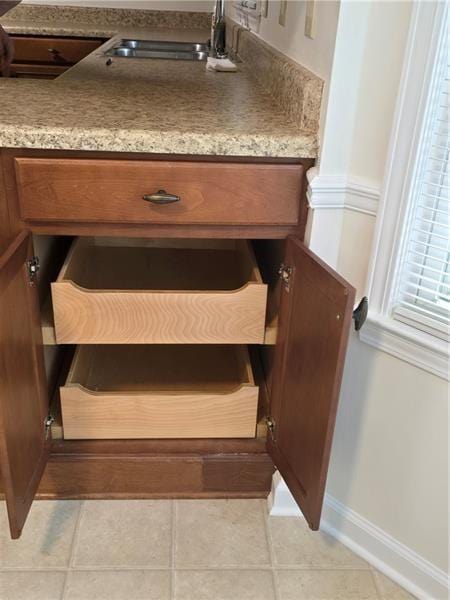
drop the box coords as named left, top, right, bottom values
left=210, top=0, right=227, bottom=59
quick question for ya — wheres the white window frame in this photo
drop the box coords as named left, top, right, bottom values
left=360, top=0, right=449, bottom=381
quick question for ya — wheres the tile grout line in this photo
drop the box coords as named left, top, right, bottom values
left=0, top=565, right=381, bottom=572
left=260, top=499, right=280, bottom=600
left=0, top=565, right=379, bottom=572
left=171, top=500, right=176, bottom=600
left=60, top=570, right=70, bottom=600
left=369, top=568, right=385, bottom=600
left=68, top=500, right=85, bottom=569
left=61, top=499, right=85, bottom=600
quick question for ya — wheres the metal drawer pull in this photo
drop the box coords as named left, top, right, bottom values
left=142, top=189, right=180, bottom=204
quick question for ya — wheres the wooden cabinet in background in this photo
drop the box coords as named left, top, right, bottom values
left=0, top=150, right=356, bottom=539
left=8, top=35, right=106, bottom=79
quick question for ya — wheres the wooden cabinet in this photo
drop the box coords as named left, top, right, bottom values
left=8, top=35, right=106, bottom=79
left=0, top=150, right=356, bottom=538
left=0, top=231, right=50, bottom=539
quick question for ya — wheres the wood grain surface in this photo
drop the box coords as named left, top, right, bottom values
left=0, top=231, right=49, bottom=538
left=52, top=238, right=268, bottom=344
left=267, top=236, right=355, bottom=530
left=15, top=158, right=303, bottom=226
left=60, top=345, right=258, bottom=439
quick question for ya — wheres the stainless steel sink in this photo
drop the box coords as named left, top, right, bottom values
left=106, top=39, right=209, bottom=61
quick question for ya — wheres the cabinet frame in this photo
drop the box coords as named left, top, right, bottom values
left=0, top=148, right=354, bottom=538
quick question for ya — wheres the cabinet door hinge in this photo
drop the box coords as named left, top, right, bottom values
left=278, top=264, right=293, bottom=291
left=27, top=256, right=40, bottom=284
left=266, top=416, right=276, bottom=441
left=44, top=415, right=54, bottom=439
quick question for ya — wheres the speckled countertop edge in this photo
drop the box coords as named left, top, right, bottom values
left=0, top=124, right=318, bottom=158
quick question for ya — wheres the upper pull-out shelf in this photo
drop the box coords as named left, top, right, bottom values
left=51, top=238, right=268, bottom=344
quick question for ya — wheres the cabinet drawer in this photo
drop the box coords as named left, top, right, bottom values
left=60, top=345, right=259, bottom=439
left=11, top=36, right=104, bottom=65
left=10, top=63, right=67, bottom=79
left=51, top=238, right=267, bottom=344
left=14, top=158, right=303, bottom=226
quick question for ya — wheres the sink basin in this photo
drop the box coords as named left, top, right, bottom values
left=106, top=39, right=209, bottom=61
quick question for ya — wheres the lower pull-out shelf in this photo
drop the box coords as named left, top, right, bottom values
left=60, top=344, right=259, bottom=440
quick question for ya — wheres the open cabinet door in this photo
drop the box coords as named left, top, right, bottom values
left=268, top=236, right=355, bottom=530
left=0, top=230, right=49, bottom=539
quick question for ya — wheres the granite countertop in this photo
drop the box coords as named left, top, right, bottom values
left=0, top=7, right=320, bottom=158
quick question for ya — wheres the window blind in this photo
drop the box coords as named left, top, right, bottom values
left=393, top=32, right=449, bottom=340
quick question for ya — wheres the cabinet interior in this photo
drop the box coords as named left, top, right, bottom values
left=67, top=345, right=254, bottom=393
left=33, top=234, right=285, bottom=443
left=60, top=238, right=261, bottom=291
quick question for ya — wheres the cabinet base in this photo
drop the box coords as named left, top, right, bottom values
left=28, top=440, right=275, bottom=499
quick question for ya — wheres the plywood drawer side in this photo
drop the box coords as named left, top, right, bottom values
left=61, top=387, right=259, bottom=439
left=14, top=158, right=303, bottom=226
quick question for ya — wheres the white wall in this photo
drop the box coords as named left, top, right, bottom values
left=321, top=0, right=448, bottom=592
left=330, top=337, right=448, bottom=572
left=347, top=0, right=415, bottom=184
left=327, top=1, right=448, bottom=584
left=319, top=0, right=411, bottom=183
left=230, top=0, right=340, bottom=82
left=21, top=0, right=214, bottom=11
left=318, top=0, right=371, bottom=177
left=274, top=1, right=448, bottom=597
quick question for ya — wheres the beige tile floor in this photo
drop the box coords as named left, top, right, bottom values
left=0, top=499, right=415, bottom=600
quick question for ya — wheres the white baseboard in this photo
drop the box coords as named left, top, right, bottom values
left=269, top=479, right=449, bottom=600
left=307, top=169, right=380, bottom=216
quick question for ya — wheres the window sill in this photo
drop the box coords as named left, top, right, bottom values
left=359, top=313, right=449, bottom=380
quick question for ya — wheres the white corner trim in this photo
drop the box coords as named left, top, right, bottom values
left=360, top=313, right=449, bottom=380
left=307, top=169, right=380, bottom=216
left=269, top=479, right=449, bottom=600
left=268, top=473, right=303, bottom=517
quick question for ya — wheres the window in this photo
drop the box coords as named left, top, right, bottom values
left=392, top=42, right=449, bottom=341
left=360, top=1, right=449, bottom=380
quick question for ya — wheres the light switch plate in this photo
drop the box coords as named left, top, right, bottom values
left=233, top=0, right=263, bottom=32
left=305, top=0, right=317, bottom=39
left=278, top=0, right=287, bottom=26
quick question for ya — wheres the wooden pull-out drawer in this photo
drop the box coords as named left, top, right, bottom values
left=51, top=238, right=268, bottom=344
left=14, top=158, right=303, bottom=226
left=60, top=345, right=258, bottom=439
